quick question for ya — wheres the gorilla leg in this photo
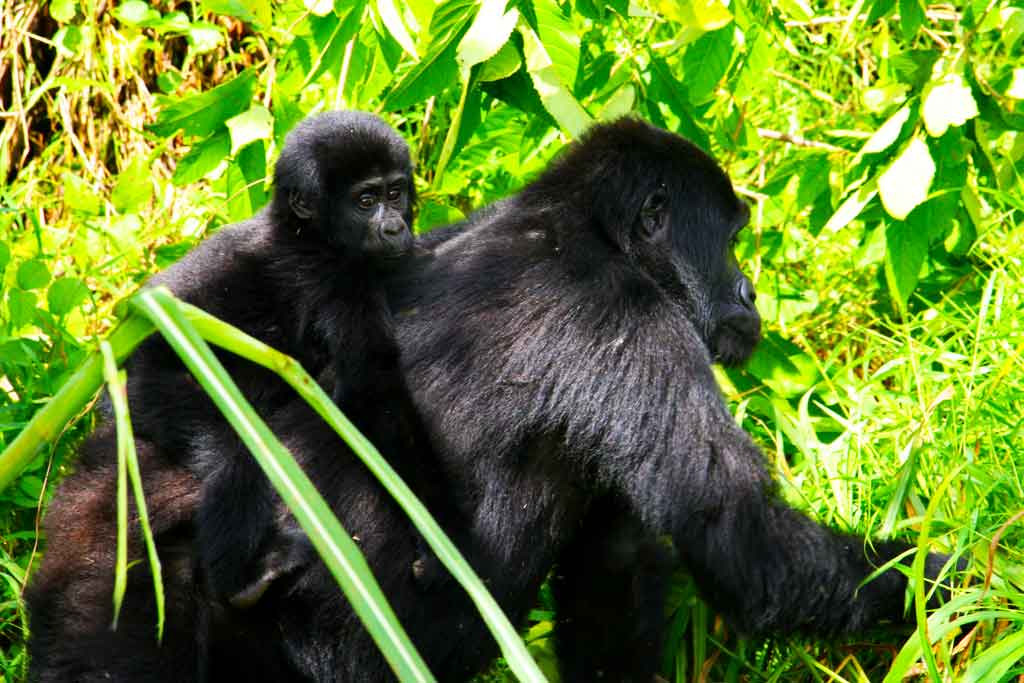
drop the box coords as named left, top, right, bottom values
left=553, top=501, right=674, bottom=683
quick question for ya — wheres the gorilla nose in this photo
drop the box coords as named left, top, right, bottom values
left=381, top=220, right=404, bottom=237
left=737, top=277, right=756, bottom=309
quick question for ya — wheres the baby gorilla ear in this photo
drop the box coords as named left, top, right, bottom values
left=289, top=190, right=314, bottom=220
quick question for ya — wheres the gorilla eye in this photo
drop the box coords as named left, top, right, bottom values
left=387, top=186, right=402, bottom=201
left=358, top=194, right=375, bottom=209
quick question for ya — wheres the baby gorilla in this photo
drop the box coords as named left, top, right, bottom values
left=123, top=110, right=417, bottom=607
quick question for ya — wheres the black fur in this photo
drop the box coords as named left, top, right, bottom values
left=26, top=118, right=957, bottom=682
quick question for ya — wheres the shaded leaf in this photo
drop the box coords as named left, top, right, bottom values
left=884, top=219, right=928, bottom=311
left=682, top=27, right=734, bottom=105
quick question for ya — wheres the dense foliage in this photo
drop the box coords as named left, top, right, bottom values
left=1, top=0, right=1022, bottom=680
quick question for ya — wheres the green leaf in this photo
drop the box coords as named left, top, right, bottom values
left=377, top=0, right=419, bottom=58
left=201, top=0, right=271, bottom=26
left=898, top=0, right=923, bottom=39
left=520, top=24, right=591, bottom=136
left=744, top=331, right=819, bottom=398
left=823, top=181, right=877, bottom=232
left=149, top=69, right=256, bottom=139
left=598, top=84, right=635, bottom=120
left=7, top=289, right=38, bottom=329
left=884, top=219, right=928, bottom=311
left=305, top=7, right=364, bottom=86
left=54, top=25, right=83, bottom=57
left=113, top=0, right=160, bottom=26
left=173, top=131, right=230, bottom=186
left=187, top=22, right=224, bottom=54
left=861, top=104, right=911, bottom=154
left=111, top=157, right=153, bottom=213
left=961, top=631, right=1024, bottom=683
left=383, top=0, right=476, bottom=110
left=226, top=105, right=274, bottom=155
left=457, top=0, right=519, bottom=71
left=0, top=243, right=9, bottom=271
left=17, top=260, right=51, bottom=290
left=921, top=71, right=979, bottom=137
left=62, top=172, right=102, bottom=215
left=157, top=69, right=183, bottom=94
left=534, top=0, right=579, bottom=89
left=878, top=137, right=935, bottom=220
left=50, top=0, right=76, bottom=23
left=776, top=0, right=813, bottom=21
left=47, top=277, right=91, bottom=316
left=651, top=0, right=732, bottom=31
left=305, top=0, right=333, bottom=16
left=682, top=27, right=734, bottom=105
left=227, top=141, right=268, bottom=222
left=479, top=42, right=522, bottom=82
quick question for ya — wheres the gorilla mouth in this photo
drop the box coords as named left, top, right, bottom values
left=711, top=317, right=761, bottom=367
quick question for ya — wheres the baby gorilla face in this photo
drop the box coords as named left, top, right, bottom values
left=344, top=170, right=414, bottom=259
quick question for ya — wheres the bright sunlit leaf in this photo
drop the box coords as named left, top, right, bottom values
left=878, top=137, right=935, bottom=220
left=921, top=71, right=978, bottom=137
left=226, top=105, right=274, bottom=156
left=457, top=0, right=518, bottom=71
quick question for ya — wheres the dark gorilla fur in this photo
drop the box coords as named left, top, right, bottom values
left=27, top=118, right=957, bottom=682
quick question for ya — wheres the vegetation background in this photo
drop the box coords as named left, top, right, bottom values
left=1, top=0, right=1022, bottom=680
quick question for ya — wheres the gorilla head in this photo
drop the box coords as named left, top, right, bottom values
left=272, top=111, right=416, bottom=259
left=529, top=118, right=761, bottom=366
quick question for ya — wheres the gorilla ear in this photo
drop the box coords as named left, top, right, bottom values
left=289, top=191, right=314, bottom=220
left=639, top=187, right=669, bottom=240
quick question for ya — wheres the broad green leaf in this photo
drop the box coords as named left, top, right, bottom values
left=305, top=0, right=333, bottom=16
left=149, top=69, right=256, bottom=139
left=1002, top=8, right=1024, bottom=52
left=1008, top=68, right=1024, bottom=99
left=745, top=332, right=819, bottom=398
left=862, top=104, right=911, bottom=154
left=862, top=82, right=909, bottom=114
left=457, top=0, right=518, bottom=71
left=878, top=137, right=935, bottom=220
left=54, top=26, right=83, bottom=57
left=520, top=24, right=591, bottom=136
left=62, top=172, right=102, bottom=215
left=383, top=0, right=476, bottom=109
left=50, top=0, right=76, bottom=23
left=157, top=69, right=184, bottom=94
left=173, top=130, right=230, bottom=186
left=113, top=0, right=160, bottom=26
left=187, top=22, right=223, bottom=54
left=776, top=0, right=813, bottom=21
left=377, top=0, right=419, bottom=58
left=479, top=42, right=522, bottom=82
left=651, top=0, right=732, bottom=31
left=47, top=277, right=91, bottom=316
left=884, top=219, right=928, bottom=311
left=17, top=260, right=50, bottom=290
left=682, top=28, right=734, bottom=105
left=227, top=141, right=268, bottom=222
left=598, top=84, right=635, bottom=120
left=898, top=0, right=923, bottom=39
left=921, top=71, right=978, bottom=137
left=201, top=0, right=271, bottom=26
left=305, top=7, right=363, bottom=87
left=823, top=181, right=877, bottom=233
left=226, top=105, right=274, bottom=156
left=111, top=157, right=153, bottom=213
left=154, top=10, right=189, bottom=33
left=534, top=0, right=580, bottom=89
left=8, top=289, right=38, bottom=329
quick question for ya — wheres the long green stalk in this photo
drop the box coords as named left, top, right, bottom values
left=130, top=288, right=435, bottom=683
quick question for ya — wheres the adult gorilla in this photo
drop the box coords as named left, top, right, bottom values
left=224, top=117, right=956, bottom=681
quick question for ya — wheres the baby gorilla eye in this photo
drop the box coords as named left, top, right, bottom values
left=358, top=193, right=375, bottom=209
left=387, top=186, right=402, bottom=201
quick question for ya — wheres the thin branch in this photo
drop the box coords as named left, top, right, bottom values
left=756, top=128, right=847, bottom=153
